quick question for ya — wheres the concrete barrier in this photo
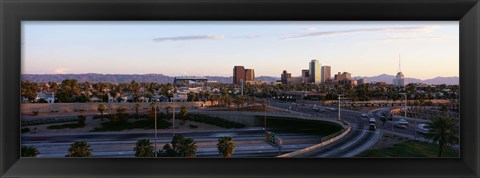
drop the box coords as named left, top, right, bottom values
left=276, top=125, right=352, bottom=158
left=21, top=102, right=205, bottom=114
left=198, top=110, right=345, bottom=127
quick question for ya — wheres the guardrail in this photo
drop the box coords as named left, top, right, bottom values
left=276, top=123, right=352, bottom=158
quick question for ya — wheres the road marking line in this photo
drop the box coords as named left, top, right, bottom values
left=340, top=130, right=367, bottom=150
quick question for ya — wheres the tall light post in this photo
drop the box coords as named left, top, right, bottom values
left=172, top=105, right=175, bottom=137
left=400, top=93, right=414, bottom=139
left=337, top=94, right=344, bottom=122
left=154, top=102, right=157, bottom=157
left=263, top=101, right=267, bottom=131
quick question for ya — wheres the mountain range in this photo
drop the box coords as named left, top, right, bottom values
left=20, top=73, right=280, bottom=84
left=354, top=74, right=459, bottom=85
left=21, top=73, right=459, bottom=85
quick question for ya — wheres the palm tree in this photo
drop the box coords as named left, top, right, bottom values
left=134, top=103, right=140, bottom=115
left=217, top=136, right=235, bottom=158
left=179, top=106, right=188, bottom=122
left=97, top=104, right=106, bottom=118
left=209, top=95, right=216, bottom=107
left=165, top=106, right=172, bottom=118
left=66, top=140, right=92, bottom=157
left=425, top=116, right=459, bottom=157
left=149, top=102, right=156, bottom=111
left=224, top=95, right=232, bottom=108
left=21, top=145, right=39, bottom=157
left=178, top=138, right=197, bottom=157
left=133, top=138, right=154, bottom=157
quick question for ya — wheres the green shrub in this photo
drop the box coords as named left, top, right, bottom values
left=78, top=115, right=86, bottom=126
left=91, top=119, right=171, bottom=132
left=186, top=114, right=245, bottom=128
left=21, top=127, right=30, bottom=133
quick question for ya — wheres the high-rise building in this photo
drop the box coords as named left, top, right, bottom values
left=301, top=69, right=310, bottom=83
left=309, top=60, right=321, bottom=84
left=233, top=66, right=245, bottom=85
left=245, top=69, right=255, bottom=81
left=393, top=55, right=407, bottom=87
left=321, top=66, right=331, bottom=83
left=334, top=72, right=352, bottom=81
left=281, top=70, right=292, bottom=84
left=393, top=72, right=408, bottom=86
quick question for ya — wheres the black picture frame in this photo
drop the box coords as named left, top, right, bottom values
left=1, top=0, right=479, bottom=177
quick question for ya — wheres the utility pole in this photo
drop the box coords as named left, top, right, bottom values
left=154, top=102, right=157, bottom=157
left=400, top=93, right=413, bottom=139
left=264, top=101, right=267, bottom=131
left=172, top=106, right=175, bottom=137
left=338, top=94, right=343, bottom=122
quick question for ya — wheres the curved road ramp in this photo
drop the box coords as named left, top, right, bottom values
left=276, top=124, right=352, bottom=158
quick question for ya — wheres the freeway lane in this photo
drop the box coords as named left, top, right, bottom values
left=369, top=108, right=429, bottom=141
left=22, top=128, right=324, bottom=157
left=269, top=100, right=382, bottom=157
left=268, top=99, right=448, bottom=157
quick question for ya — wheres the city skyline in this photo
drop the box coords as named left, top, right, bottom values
left=22, top=21, right=459, bottom=80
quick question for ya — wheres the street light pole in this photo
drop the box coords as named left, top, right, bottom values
left=264, top=102, right=267, bottom=131
left=337, top=94, right=342, bottom=121
left=263, top=100, right=267, bottom=131
left=172, top=106, right=175, bottom=137
left=400, top=93, right=414, bottom=139
left=154, top=102, right=157, bottom=157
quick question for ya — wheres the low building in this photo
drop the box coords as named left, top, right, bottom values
left=279, top=91, right=312, bottom=101
left=172, top=93, right=188, bottom=102
left=174, top=76, right=208, bottom=87
left=35, top=92, right=55, bottom=103
left=356, top=78, right=367, bottom=85
left=89, top=96, right=102, bottom=102
left=245, top=80, right=267, bottom=85
left=287, top=77, right=303, bottom=84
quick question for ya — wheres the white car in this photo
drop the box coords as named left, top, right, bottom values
left=417, top=124, right=429, bottom=134
left=361, top=113, right=368, bottom=117
left=397, top=119, right=409, bottom=125
left=394, top=119, right=409, bottom=128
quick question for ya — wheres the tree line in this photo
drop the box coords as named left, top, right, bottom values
left=22, top=135, right=236, bottom=158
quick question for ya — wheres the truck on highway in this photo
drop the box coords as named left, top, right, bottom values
left=369, top=118, right=377, bottom=131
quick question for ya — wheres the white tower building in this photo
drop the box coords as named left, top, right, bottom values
left=393, top=55, right=408, bottom=86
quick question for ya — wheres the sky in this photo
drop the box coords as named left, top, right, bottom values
left=22, top=21, right=459, bottom=80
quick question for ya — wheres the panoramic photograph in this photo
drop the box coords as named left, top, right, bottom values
left=20, top=21, right=459, bottom=158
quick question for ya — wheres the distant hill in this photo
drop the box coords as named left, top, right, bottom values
left=21, top=74, right=281, bottom=84
left=21, top=73, right=174, bottom=83
left=354, top=74, right=459, bottom=85
left=21, top=73, right=457, bottom=85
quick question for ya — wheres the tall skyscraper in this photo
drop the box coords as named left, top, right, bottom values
left=309, top=59, right=321, bottom=84
left=281, top=70, right=292, bottom=84
left=233, top=66, right=245, bottom=85
left=301, top=69, right=310, bottom=83
left=321, top=66, right=331, bottom=83
left=245, top=69, right=255, bottom=81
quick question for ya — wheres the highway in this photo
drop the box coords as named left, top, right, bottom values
left=267, top=100, right=423, bottom=157
left=22, top=128, right=323, bottom=157
left=22, top=99, right=434, bottom=158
